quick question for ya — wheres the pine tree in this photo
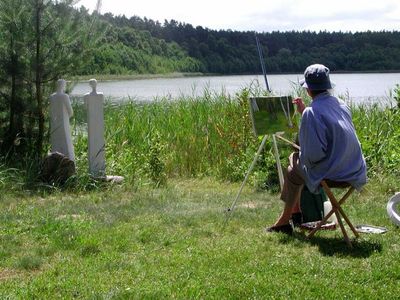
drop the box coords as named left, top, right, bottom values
left=0, top=0, right=102, bottom=159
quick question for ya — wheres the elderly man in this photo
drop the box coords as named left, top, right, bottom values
left=267, top=64, right=367, bottom=235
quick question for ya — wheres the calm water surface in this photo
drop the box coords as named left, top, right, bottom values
left=72, top=73, right=400, bottom=105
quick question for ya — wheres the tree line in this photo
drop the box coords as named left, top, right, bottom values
left=99, top=14, right=400, bottom=74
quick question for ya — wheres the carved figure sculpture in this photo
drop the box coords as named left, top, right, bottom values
left=50, top=79, right=75, bottom=161
left=84, top=79, right=106, bottom=177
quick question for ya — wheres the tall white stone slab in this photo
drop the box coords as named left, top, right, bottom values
left=50, top=79, right=75, bottom=161
left=84, top=79, right=106, bottom=177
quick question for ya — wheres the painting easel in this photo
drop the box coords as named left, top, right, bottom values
left=225, top=96, right=298, bottom=218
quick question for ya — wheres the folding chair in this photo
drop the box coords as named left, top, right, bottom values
left=307, top=180, right=360, bottom=248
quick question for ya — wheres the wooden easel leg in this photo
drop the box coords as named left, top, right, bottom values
left=225, top=135, right=269, bottom=219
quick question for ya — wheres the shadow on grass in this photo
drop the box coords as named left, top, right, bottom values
left=279, top=233, right=382, bottom=258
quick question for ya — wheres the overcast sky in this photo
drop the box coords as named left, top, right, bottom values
left=76, top=0, right=400, bottom=32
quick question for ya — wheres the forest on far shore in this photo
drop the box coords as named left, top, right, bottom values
left=92, top=12, right=400, bottom=75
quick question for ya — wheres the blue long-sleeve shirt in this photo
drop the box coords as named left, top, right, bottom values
left=299, top=92, right=367, bottom=193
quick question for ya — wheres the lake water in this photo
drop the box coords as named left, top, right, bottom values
left=72, top=73, right=400, bottom=105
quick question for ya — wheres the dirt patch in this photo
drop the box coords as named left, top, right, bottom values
left=0, top=268, right=19, bottom=281
left=238, top=202, right=259, bottom=209
left=56, top=214, right=86, bottom=221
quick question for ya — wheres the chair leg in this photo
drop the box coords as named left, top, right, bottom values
left=307, top=199, right=340, bottom=238
left=308, top=213, right=331, bottom=238
left=335, top=210, right=353, bottom=248
left=330, top=195, right=360, bottom=238
left=308, top=181, right=357, bottom=247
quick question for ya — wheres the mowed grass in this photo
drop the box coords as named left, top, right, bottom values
left=0, top=177, right=399, bottom=299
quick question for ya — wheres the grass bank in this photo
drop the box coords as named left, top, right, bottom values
left=0, top=177, right=399, bottom=298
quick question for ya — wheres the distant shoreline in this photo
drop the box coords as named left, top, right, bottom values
left=71, top=70, right=400, bottom=82
left=71, top=72, right=205, bottom=82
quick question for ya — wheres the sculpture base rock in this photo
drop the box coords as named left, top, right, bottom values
left=41, top=152, right=75, bottom=185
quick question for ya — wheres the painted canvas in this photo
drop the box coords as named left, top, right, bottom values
left=248, top=96, right=298, bottom=136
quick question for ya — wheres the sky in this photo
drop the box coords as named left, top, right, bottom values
left=76, top=0, right=400, bottom=32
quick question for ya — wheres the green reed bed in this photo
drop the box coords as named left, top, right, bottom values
left=0, top=86, right=399, bottom=192
left=73, top=88, right=281, bottom=189
left=352, top=101, right=400, bottom=175
left=71, top=87, right=400, bottom=189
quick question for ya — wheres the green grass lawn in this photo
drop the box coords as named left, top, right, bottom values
left=0, top=177, right=399, bottom=299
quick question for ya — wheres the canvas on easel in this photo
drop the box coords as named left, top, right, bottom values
left=248, top=96, right=298, bottom=136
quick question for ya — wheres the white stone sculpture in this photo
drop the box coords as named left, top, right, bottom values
left=84, top=79, right=106, bottom=177
left=50, top=79, right=75, bottom=161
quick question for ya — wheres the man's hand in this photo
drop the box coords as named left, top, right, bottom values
left=293, top=97, right=306, bottom=114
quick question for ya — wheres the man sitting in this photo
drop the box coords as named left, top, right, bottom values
left=267, top=64, right=367, bottom=235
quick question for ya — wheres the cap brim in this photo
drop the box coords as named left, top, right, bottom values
left=299, top=79, right=308, bottom=88
left=299, top=79, right=336, bottom=90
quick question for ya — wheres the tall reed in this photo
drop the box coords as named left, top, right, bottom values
left=351, top=99, right=400, bottom=175
left=70, top=87, right=290, bottom=188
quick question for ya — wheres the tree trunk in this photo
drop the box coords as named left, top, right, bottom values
left=35, top=0, right=44, bottom=157
left=8, top=36, right=16, bottom=138
left=5, top=33, right=23, bottom=152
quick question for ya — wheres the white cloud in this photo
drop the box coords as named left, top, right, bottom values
left=76, top=0, right=400, bottom=32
